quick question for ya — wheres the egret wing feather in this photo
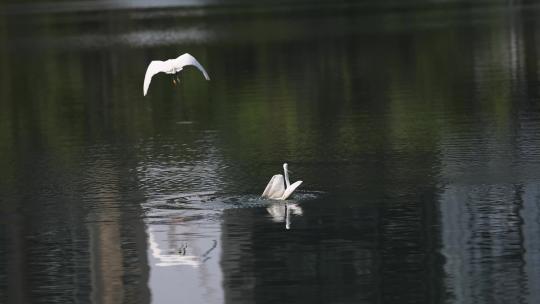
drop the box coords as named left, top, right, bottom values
left=280, top=180, right=303, bottom=200
left=261, top=174, right=285, bottom=199
left=174, top=53, right=211, bottom=80
left=143, top=60, right=168, bottom=96
left=143, top=53, right=210, bottom=96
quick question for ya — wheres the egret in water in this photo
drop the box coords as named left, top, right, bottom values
left=143, top=53, right=210, bottom=96
left=261, top=163, right=303, bottom=200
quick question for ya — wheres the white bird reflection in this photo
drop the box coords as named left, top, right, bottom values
left=266, top=202, right=303, bottom=230
left=147, top=228, right=217, bottom=268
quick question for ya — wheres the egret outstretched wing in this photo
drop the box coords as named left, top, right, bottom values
left=143, top=53, right=210, bottom=96
left=143, top=60, right=168, bottom=96
left=173, top=53, right=211, bottom=81
left=262, top=174, right=285, bottom=199
left=281, top=180, right=302, bottom=200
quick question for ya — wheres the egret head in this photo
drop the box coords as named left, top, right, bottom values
left=283, top=163, right=288, bottom=172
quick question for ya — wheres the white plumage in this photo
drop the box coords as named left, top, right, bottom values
left=261, top=163, right=303, bottom=200
left=143, top=53, right=210, bottom=96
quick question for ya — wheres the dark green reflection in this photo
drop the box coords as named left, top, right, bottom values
left=1, top=1, right=540, bottom=304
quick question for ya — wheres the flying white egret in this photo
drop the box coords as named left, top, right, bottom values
left=261, top=163, right=303, bottom=200
left=143, top=53, right=210, bottom=96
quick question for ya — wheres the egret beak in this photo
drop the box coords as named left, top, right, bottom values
left=172, top=78, right=177, bottom=86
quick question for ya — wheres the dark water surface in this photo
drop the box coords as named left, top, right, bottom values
left=2, top=1, right=540, bottom=303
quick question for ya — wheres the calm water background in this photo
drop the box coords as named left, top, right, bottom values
left=1, top=1, right=540, bottom=303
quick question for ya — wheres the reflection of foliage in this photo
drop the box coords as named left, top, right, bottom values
left=0, top=5, right=536, bottom=190
left=0, top=4, right=538, bottom=303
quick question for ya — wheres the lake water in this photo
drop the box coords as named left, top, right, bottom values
left=2, top=1, right=540, bottom=303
